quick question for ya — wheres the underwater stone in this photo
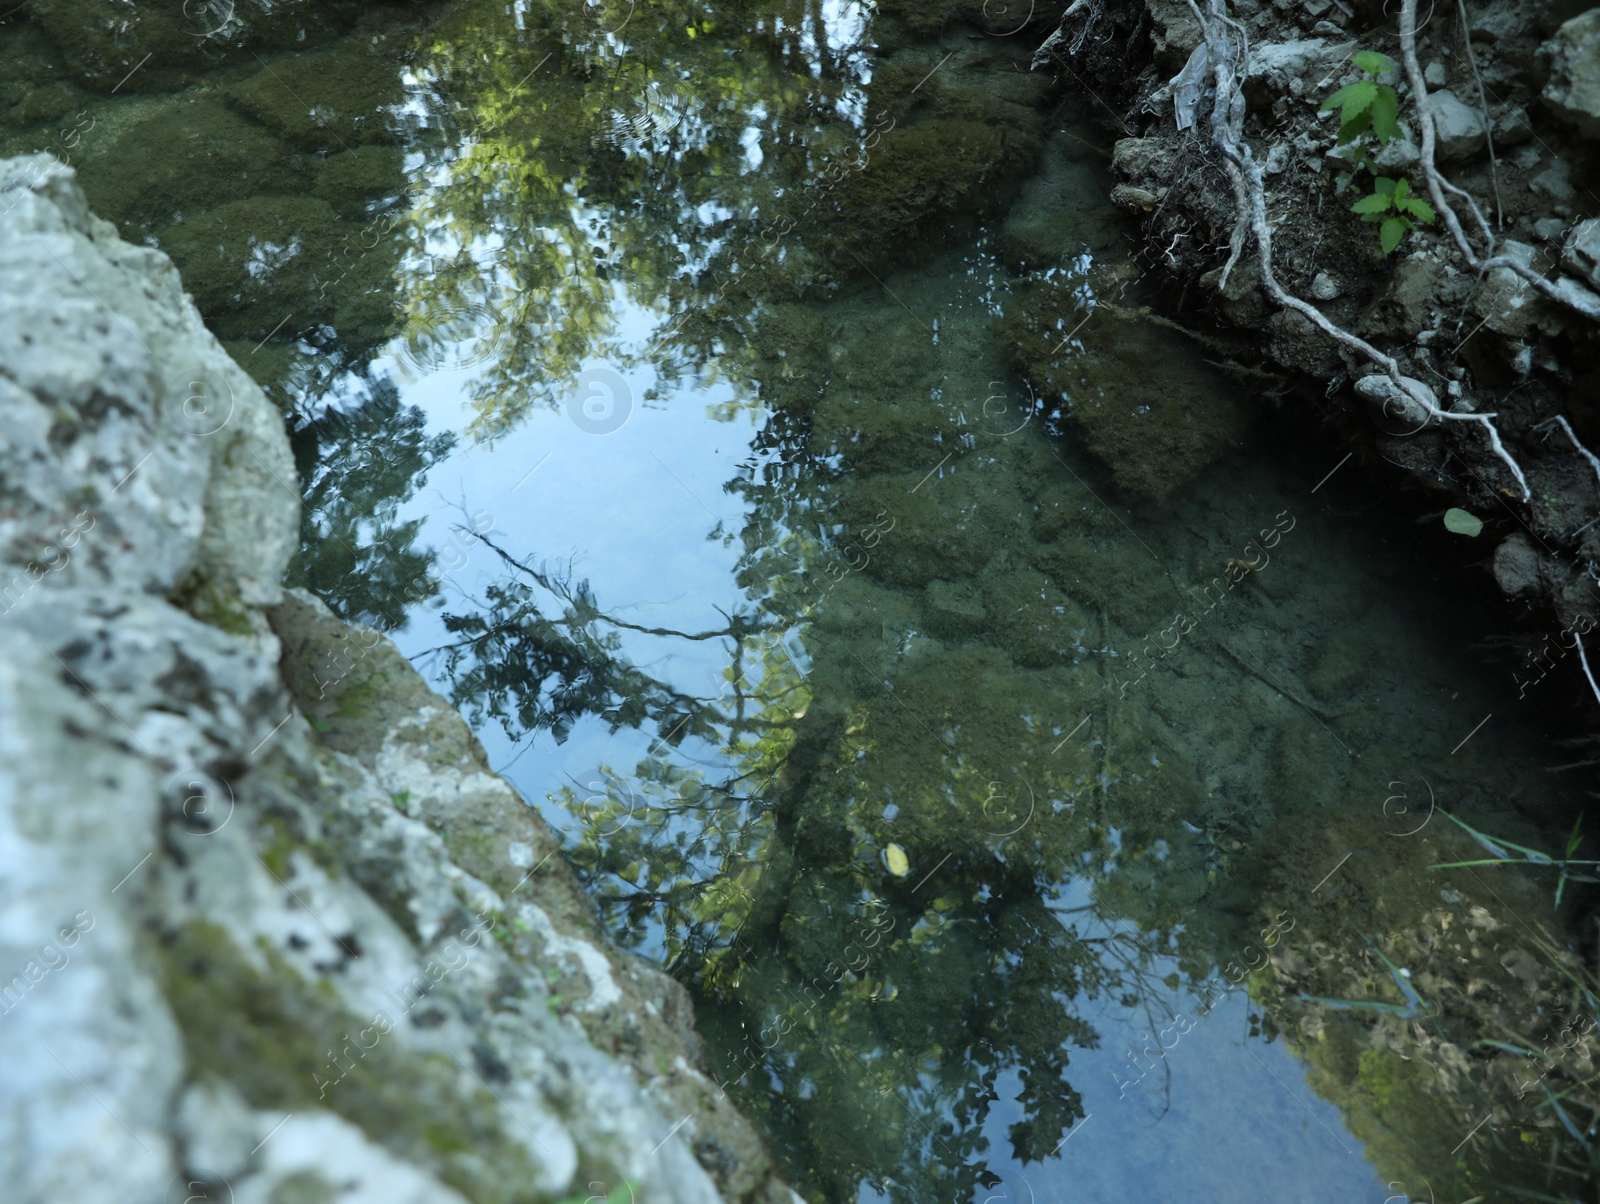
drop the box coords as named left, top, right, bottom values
left=225, top=46, right=408, bottom=152
left=76, top=100, right=313, bottom=239
left=923, top=578, right=988, bottom=639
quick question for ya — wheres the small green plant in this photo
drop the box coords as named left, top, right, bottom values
left=1352, top=176, right=1438, bottom=254
left=1322, top=51, right=1401, bottom=162
left=1431, top=810, right=1600, bottom=905
left=1321, top=51, right=1436, bottom=254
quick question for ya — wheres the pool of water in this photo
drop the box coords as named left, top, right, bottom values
left=11, top=0, right=1598, bottom=1198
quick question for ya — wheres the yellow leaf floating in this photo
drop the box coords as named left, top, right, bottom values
left=1443, top=507, right=1484, bottom=537
left=884, top=843, right=910, bottom=877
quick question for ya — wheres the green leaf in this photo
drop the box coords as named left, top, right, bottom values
left=1372, top=176, right=1397, bottom=196
left=1351, top=192, right=1393, bottom=214
left=1403, top=197, right=1436, bottom=223
left=1326, top=80, right=1378, bottom=126
left=1443, top=507, right=1484, bottom=536
left=1380, top=216, right=1410, bottom=254
left=1391, top=176, right=1410, bottom=201
left=1321, top=81, right=1369, bottom=113
left=1368, top=87, right=1401, bottom=142
left=1351, top=50, right=1395, bottom=75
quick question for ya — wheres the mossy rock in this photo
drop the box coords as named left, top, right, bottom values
left=11, top=79, right=82, bottom=126
left=832, top=117, right=1040, bottom=270
left=225, top=45, right=407, bottom=151
left=922, top=578, right=986, bottom=639
left=831, top=470, right=1006, bottom=589
left=160, top=196, right=398, bottom=344
left=1002, top=280, right=1255, bottom=503
left=313, top=145, right=406, bottom=220
left=25, top=0, right=362, bottom=91
left=981, top=568, right=1088, bottom=669
left=157, top=922, right=547, bottom=1202
left=76, top=98, right=312, bottom=236
left=1028, top=532, right=1172, bottom=634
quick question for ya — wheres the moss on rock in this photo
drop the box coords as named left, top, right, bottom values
left=76, top=98, right=313, bottom=237
left=224, top=46, right=407, bottom=152
left=158, top=921, right=548, bottom=1202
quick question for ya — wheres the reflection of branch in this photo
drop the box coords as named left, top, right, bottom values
left=475, top=529, right=757, bottom=641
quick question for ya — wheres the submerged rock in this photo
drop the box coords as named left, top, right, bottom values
left=0, top=153, right=793, bottom=1204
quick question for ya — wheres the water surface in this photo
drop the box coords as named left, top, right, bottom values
left=9, top=1, right=1597, bottom=1199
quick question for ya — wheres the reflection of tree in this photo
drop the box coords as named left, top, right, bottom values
left=288, top=375, right=456, bottom=629
left=426, top=510, right=1176, bottom=1199
left=419, top=532, right=783, bottom=745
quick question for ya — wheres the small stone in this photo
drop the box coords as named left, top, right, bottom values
left=1493, top=533, right=1542, bottom=597
left=1310, top=271, right=1341, bottom=300
left=1492, top=106, right=1534, bottom=145
left=1355, top=373, right=1437, bottom=432
left=1110, top=183, right=1160, bottom=211
left=1531, top=160, right=1578, bottom=202
left=1424, top=61, right=1448, bottom=88
left=1427, top=89, right=1487, bottom=160
left=1534, top=217, right=1570, bottom=242
left=1511, top=143, right=1541, bottom=170
left=1474, top=241, right=1547, bottom=338
left=1562, top=218, right=1600, bottom=290
left=1372, top=136, right=1420, bottom=172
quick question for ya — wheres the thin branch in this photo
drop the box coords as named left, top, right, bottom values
left=1575, top=631, right=1600, bottom=711
left=1534, top=416, right=1600, bottom=496
left=1453, top=0, right=1502, bottom=229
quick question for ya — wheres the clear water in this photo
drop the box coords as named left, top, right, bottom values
left=10, top=0, right=1597, bottom=1199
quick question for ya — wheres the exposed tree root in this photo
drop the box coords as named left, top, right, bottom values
left=1182, top=0, right=1533, bottom=499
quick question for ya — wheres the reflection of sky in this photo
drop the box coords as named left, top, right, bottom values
left=374, top=296, right=1392, bottom=1202
left=959, top=992, right=1396, bottom=1204
left=374, top=293, right=771, bottom=837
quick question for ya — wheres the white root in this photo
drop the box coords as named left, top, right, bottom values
left=1576, top=632, right=1600, bottom=710
left=1535, top=416, right=1600, bottom=495
left=1030, top=0, right=1092, bottom=69
left=1399, top=0, right=1600, bottom=321
left=1182, top=0, right=1532, bottom=499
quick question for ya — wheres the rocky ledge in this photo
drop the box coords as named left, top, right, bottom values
left=0, top=153, right=793, bottom=1204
